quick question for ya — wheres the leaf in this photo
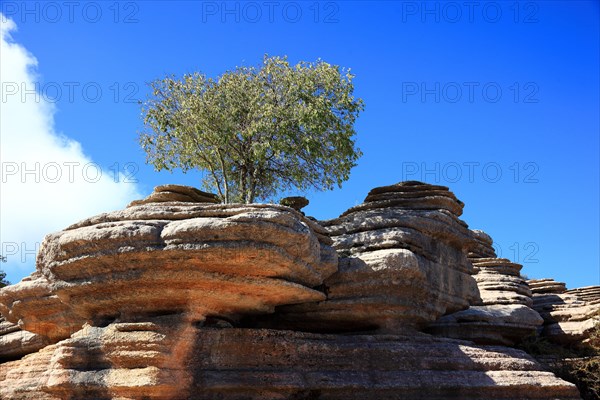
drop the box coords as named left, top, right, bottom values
left=138, top=55, right=364, bottom=203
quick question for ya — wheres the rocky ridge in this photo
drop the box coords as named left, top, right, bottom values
left=0, top=201, right=337, bottom=343
left=427, top=229, right=543, bottom=345
left=529, top=278, right=600, bottom=346
left=258, top=181, right=480, bottom=334
left=0, top=183, right=587, bottom=399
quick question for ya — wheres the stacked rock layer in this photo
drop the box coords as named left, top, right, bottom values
left=428, top=229, right=543, bottom=345
left=0, top=324, right=581, bottom=400
left=0, top=317, right=47, bottom=362
left=264, top=181, right=482, bottom=333
left=0, top=183, right=584, bottom=399
left=529, top=278, right=600, bottom=345
left=127, top=184, right=220, bottom=207
left=0, top=187, right=339, bottom=398
left=0, top=187, right=337, bottom=344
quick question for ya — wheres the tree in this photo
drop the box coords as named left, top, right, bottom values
left=139, top=55, right=364, bottom=204
left=0, top=267, right=9, bottom=288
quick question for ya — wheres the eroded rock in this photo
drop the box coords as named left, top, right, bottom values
left=0, top=325, right=581, bottom=400
left=530, top=279, right=600, bottom=345
left=427, top=229, right=542, bottom=345
left=279, top=196, right=309, bottom=211
left=0, top=203, right=337, bottom=343
left=427, top=304, right=543, bottom=346
left=268, top=181, right=481, bottom=333
left=0, top=317, right=48, bottom=361
left=0, top=181, right=584, bottom=399
left=127, top=184, right=220, bottom=207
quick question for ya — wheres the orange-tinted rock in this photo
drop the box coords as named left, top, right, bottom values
left=0, top=324, right=580, bottom=400
left=0, top=317, right=48, bottom=361
left=0, top=182, right=584, bottom=399
left=0, top=203, right=336, bottom=343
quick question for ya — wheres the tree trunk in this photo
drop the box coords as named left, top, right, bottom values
left=248, top=166, right=257, bottom=204
left=240, top=166, right=247, bottom=204
left=247, top=175, right=254, bottom=203
left=217, top=150, right=229, bottom=203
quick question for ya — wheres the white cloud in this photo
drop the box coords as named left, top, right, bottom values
left=0, top=14, right=141, bottom=283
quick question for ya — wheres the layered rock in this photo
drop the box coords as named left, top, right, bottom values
left=0, top=314, right=197, bottom=399
left=473, top=258, right=533, bottom=307
left=279, top=196, right=309, bottom=212
left=264, top=181, right=481, bottom=333
left=0, top=202, right=337, bottom=344
left=0, top=317, right=48, bottom=361
left=529, top=279, right=600, bottom=345
left=0, top=181, right=585, bottom=399
left=528, top=278, right=567, bottom=294
left=0, top=273, right=83, bottom=341
left=428, top=303, right=543, bottom=346
left=0, top=326, right=581, bottom=400
left=468, top=231, right=533, bottom=307
left=127, top=184, right=220, bottom=207
left=466, top=229, right=497, bottom=259
left=565, top=286, right=600, bottom=304
left=427, top=229, right=542, bottom=345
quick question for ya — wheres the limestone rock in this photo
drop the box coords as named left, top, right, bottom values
left=0, top=203, right=337, bottom=343
left=0, top=317, right=48, bottom=361
left=565, top=286, right=600, bottom=303
left=0, top=324, right=580, bottom=400
left=127, top=184, right=220, bottom=207
left=427, top=304, right=544, bottom=346
left=428, top=230, right=542, bottom=345
left=528, top=278, right=567, bottom=294
left=352, top=180, right=466, bottom=216
left=0, top=273, right=82, bottom=341
left=279, top=196, right=309, bottom=211
left=530, top=279, right=600, bottom=345
left=466, top=231, right=533, bottom=307
left=472, top=258, right=533, bottom=307
left=467, top=229, right=497, bottom=258
left=270, top=181, right=481, bottom=333
left=0, top=181, right=586, bottom=399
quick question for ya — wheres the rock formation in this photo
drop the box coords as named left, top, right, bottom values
left=1, top=325, right=581, bottom=399
left=0, top=198, right=337, bottom=344
left=467, top=231, right=534, bottom=307
left=528, top=278, right=568, bottom=294
left=0, top=183, right=584, bottom=399
left=427, top=229, right=543, bottom=346
left=0, top=317, right=47, bottom=361
left=279, top=196, right=309, bottom=212
left=127, top=184, right=220, bottom=207
left=262, top=181, right=481, bottom=333
left=529, top=278, right=600, bottom=346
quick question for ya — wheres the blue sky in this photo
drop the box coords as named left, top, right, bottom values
left=0, top=1, right=598, bottom=288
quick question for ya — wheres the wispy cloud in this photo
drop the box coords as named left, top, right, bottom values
left=0, top=14, right=141, bottom=283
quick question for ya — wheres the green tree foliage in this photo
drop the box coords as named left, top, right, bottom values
left=139, top=55, right=364, bottom=204
left=0, top=267, right=9, bottom=288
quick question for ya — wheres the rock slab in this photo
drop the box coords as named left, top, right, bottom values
left=428, top=229, right=542, bottom=345
left=530, top=279, right=600, bottom=345
left=0, top=203, right=337, bottom=344
left=0, top=324, right=581, bottom=400
left=269, top=181, right=481, bottom=333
